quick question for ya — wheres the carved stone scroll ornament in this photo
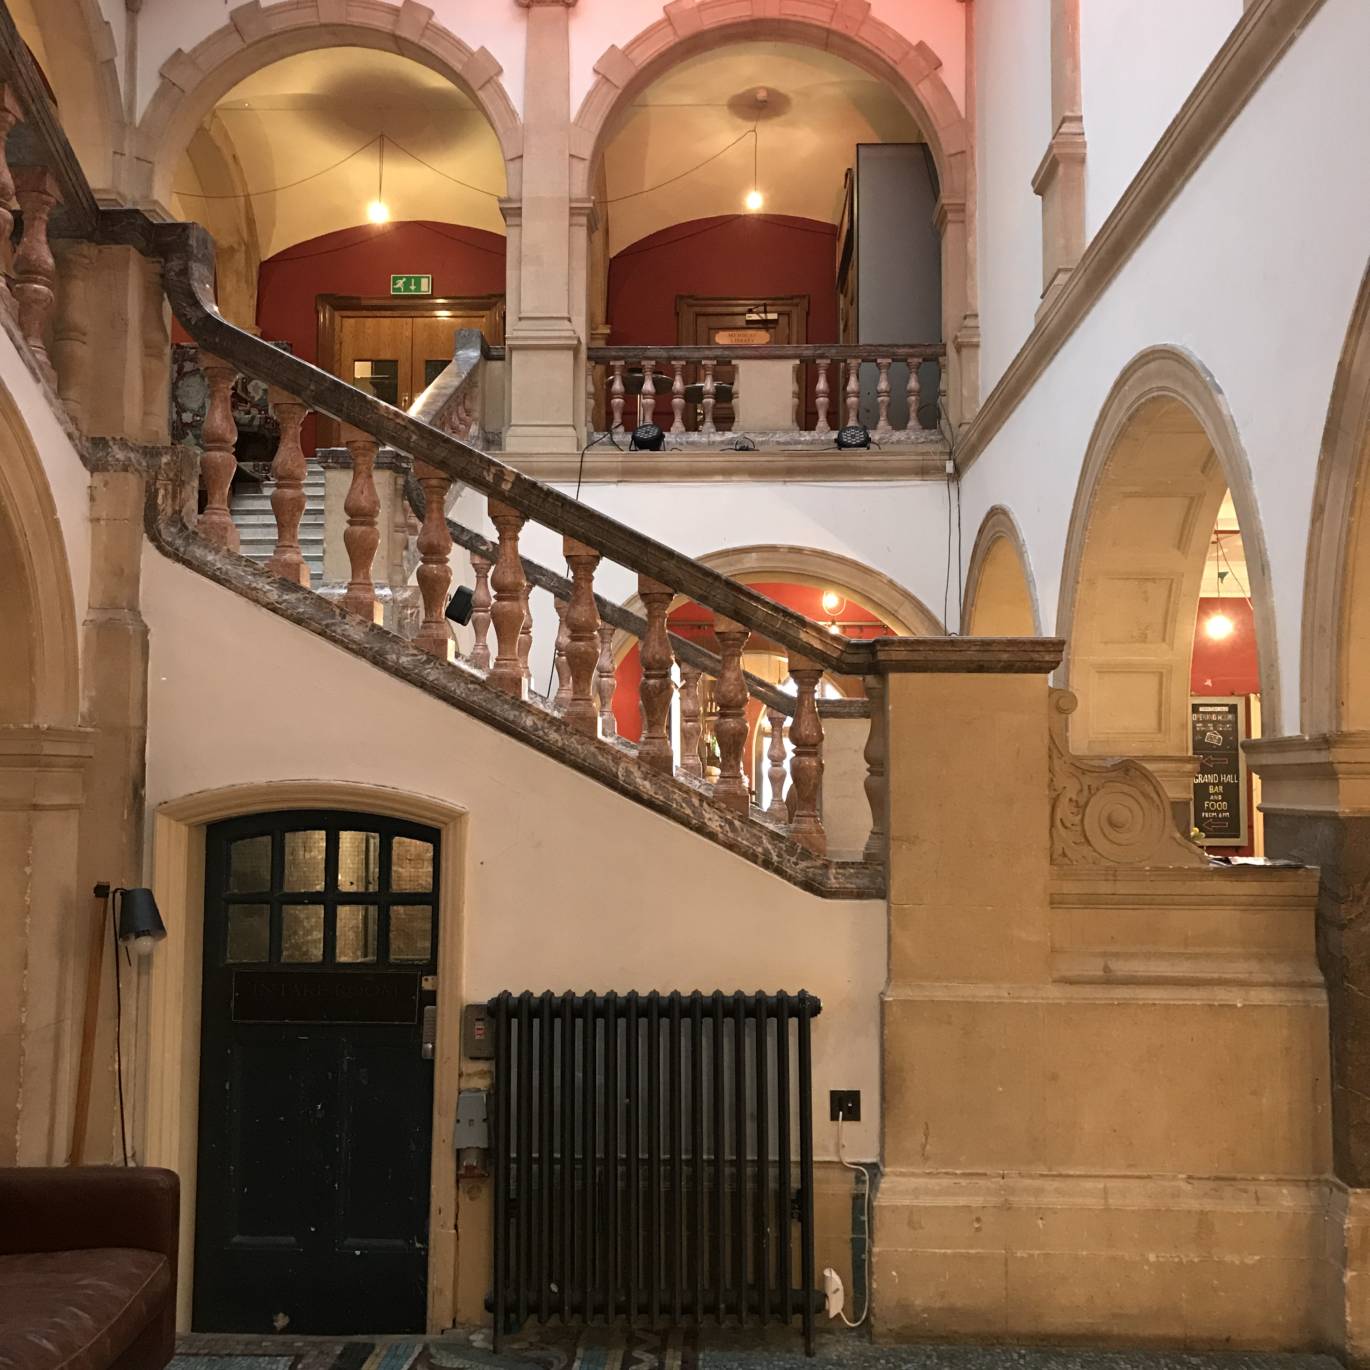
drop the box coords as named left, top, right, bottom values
left=1048, top=689, right=1206, bottom=867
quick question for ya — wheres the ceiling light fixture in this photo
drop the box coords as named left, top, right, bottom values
left=366, top=135, right=389, bottom=224
left=1203, top=543, right=1233, bottom=641
left=744, top=127, right=763, bottom=212
left=820, top=590, right=845, bottom=616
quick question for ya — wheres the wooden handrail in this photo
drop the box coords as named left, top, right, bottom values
left=96, top=209, right=859, bottom=673
left=588, top=343, right=944, bottom=363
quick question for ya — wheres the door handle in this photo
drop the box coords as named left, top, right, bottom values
left=421, top=1004, right=437, bottom=1060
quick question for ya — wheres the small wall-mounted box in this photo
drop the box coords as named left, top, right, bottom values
left=462, top=1002, right=495, bottom=1059
left=455, top=1088, right=489, bottom=1151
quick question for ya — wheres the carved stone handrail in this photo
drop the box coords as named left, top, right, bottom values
left=95, top=211, right=860, bottom=676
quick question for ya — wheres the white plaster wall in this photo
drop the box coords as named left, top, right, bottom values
left=141, top=549, right=887, bottom=1162
left=1, top=336, right=91, bottom=662
left=471, top=480, right=955, bottom=691
left=957, top=0, right=1370, bottom=738
left=974, top=0, right=1051, bottom=395
left=131, top=0, right=529, bottom=123
left=1080, top=0, right=1242, bottom=237
left=567, top=0, right=967, bottom=124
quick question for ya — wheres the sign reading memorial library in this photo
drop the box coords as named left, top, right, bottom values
left=1190, top=697, right=1248, bottom=846
left=390, top=274, right=432, bottom=296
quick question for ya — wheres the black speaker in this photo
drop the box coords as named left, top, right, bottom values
left=836, top=424, right=871, bottom=450
left=630, top=423, right=665, bottom=451
left=445, top=586, right=475, bottom=625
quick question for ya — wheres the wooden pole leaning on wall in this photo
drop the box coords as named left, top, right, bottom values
left=70, top=884, right=111, bottom=1165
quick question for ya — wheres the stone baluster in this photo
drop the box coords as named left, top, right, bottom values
left=0, top=87, right=22, bottom=317
left=874, top=357, right=894, bottom=437
left=341, top=428, right=380, bottom=621
left=638, top=577, right=675, bottom=772
left=585, top=358, right=597, bottom=434
left=563, top=537, right=602, bottom=735
left=765, top=708, right=789, bottom=817
left=700, top=692, right=719, bottom=781
left=862, top=674, right=887, bottom=861
left=640, top=359, right=656, bottom=427
left=518, top=583, right=533, bottom=688
left=488, top=499, right=527, bottom=696
left=413, top=461, right=453, bottom=658
left=596, top=622, right=618, bottom=739
left=814, top=358, right=831, bottom=434
left=669, top=360, right=686, bottom=434
left=553, top=598, right=572, bottom=711
left=265, top=389, right=310, bottom=586
left=844, top=357, right=861, bottom=428
left=13, top=166, right=60, bottom=387
left=904, top=353, right=923, bottom=432
left=938, top=358, right=948, bottom=426
left=609, top=360, right=625, bottom=432
left=786, top=656, right=826, bottom=854
left=468, top=552, right=493, bottom=669
left=712, top=616, right=751, bottom=814
left=700, top=360, right=717, bottom=434
left=196, top=352, right=240, bottom=552
left=679, top=663, right=703, bottom=777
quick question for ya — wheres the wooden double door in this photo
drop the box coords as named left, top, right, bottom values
left=317, top=294, right=503, bottom=445
left=193, top=810, right=442, bottom=1334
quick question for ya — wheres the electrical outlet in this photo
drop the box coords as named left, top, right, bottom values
left=829, top=1089, right=860, bottom=1122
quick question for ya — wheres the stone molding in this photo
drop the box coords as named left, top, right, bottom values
left=960, top=503, right=1042, bottom=635
left=872, top=637, right=1063, bottom=675
left=1054, top=343, right=1284, bottom=736
left=0, top=725, right=96, bottom=809
left=1246, top=731, right=1370, bottom=816
left=133, top=0, right=523, bottom=207
left=1048, top=689, right=1206, bottom=867
left=955, top=0, right=1327, bottom=475
left=506, top=447, right=948, bottom=484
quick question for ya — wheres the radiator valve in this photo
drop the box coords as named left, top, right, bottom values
left=822, top=1267, right=845, bottom=1319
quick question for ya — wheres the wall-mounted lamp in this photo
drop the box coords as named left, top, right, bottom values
left=115, top=887, right=166, bottom=958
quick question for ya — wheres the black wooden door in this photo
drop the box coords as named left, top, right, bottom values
left=194, top=811, right=440, bottom=1334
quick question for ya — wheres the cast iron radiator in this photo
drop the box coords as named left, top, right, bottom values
left=487, top=989, right=823, bottom=1353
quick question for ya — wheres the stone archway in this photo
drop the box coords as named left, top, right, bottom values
left=1300, top=265, right=1370, bottom=738
left=0, top=381, right=89, bottom=1167
left=962, top=505, right=1040, bottom=636
left=132, top=2, right=523, bottom=211
left=1056, top=346, right=1278, bottom=816
left=571, top=0, right=977, bottom=422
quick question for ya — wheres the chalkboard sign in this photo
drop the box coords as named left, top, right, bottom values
left=1191, top=697, right=1248, bottom=846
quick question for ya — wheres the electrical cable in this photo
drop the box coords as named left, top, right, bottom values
left=835, top=1114, right=871, bottom=1328
left=595, top=128, right=758, bottom=205
left=171, top=134, right=381, bottom=199
left=107, top=894, right=130, bottom=1166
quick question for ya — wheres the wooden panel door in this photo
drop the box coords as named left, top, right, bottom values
left=675, top=295, right=807, bottom=431
left=193, top=811, right=441, bottom=1334
left=339, top=314, right=409, bottom=408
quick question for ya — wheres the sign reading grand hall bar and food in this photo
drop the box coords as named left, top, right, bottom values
left=1190, top=697, right=1248, bottom=846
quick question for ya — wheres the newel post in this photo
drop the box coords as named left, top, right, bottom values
left=196, top=353, right=240, bottom=551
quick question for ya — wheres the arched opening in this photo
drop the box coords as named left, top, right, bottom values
left=574, top=4, right=975, bottom=430
left=0, top=382, right=84, bottom=1166
left=1301, top=267, right=1370, bottom=737
left=963, top=506, right=1039, bottom=636
left=1059, top=348, right=1277, bottom=850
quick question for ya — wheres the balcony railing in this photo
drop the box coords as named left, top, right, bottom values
left=587, top=344, right=945, bottom=449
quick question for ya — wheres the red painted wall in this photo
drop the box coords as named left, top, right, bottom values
left=255, top=220, right=506, bottom=364
left=605, top=215, right=839, bottom=346
left=1190, top=597, right=1259, bottom=696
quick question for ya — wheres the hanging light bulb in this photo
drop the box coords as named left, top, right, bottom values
left=744, top=126, right=763, bottom=211
left=1204, top=611, right=1234, bottom=641
left=820, top=590, right=844, bottom=616
left=744, top=188, right=764, bottom=212
left=366, top=136, right=389, bottom=224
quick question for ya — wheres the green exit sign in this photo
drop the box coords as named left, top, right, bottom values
left=390, top=273, right=432, bottom=296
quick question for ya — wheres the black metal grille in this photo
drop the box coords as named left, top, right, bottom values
left=488, top=989, right=822, bottom=1353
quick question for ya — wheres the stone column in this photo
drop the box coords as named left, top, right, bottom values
left=504, top=0, right=581, bottom=454
left=1247, top=734, right=1370, bottom=1359
left=1033, top=0, right=1087, bottom=316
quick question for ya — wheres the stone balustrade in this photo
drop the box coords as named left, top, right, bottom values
left=587, top=344, right=945, bottom=448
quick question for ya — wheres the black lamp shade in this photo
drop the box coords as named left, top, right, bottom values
left=445, top=586, right=475, bottom=626
left=116, top=887, right=166, bottom=945
left=631, top=424, right=664, bottom=451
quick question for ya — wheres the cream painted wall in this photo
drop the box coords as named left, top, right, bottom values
left=0, top=334, right=91, bottom=663
left=1080, top=0, right=1243, bottom=236
left=974, top=0, right=1051, bottom=395
left=140, top=550, right=887, bottom=1164
left=567, top=0, right=968, bottom=123
left=958, top=0, right=1370, bottom=737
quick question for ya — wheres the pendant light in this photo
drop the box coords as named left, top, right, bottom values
left=366, top=136, right=390, bottom=224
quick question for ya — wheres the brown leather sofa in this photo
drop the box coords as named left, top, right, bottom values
left=0, top=1167, right=179, bottom=1370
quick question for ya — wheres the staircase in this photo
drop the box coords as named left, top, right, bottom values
left=230, top=464, right=325, bottom=584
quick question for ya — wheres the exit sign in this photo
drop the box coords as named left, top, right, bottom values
left=390, top=274, right=432, bottom=296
